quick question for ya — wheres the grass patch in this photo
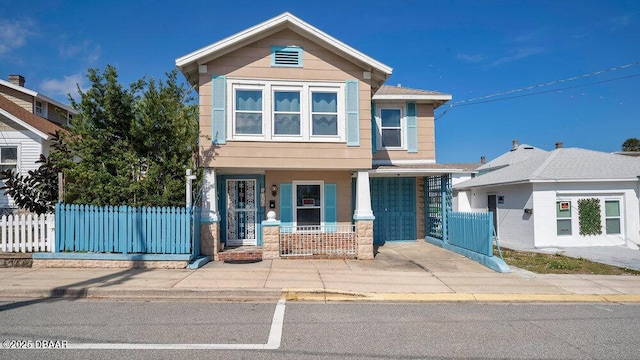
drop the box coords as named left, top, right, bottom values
left=496, top=247, right=640, bottom=275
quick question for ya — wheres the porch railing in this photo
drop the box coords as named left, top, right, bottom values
left=279, top=224, right=356, bottom=258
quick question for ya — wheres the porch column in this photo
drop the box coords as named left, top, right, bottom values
left=201, top=168, right=221, bottom=260
left=353, top=170, right=375, bottom=260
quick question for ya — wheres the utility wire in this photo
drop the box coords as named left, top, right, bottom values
left=435, top=60, right=640, bottom=120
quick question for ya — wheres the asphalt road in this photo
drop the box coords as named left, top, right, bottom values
left=1, top=298, right=639, bottom=359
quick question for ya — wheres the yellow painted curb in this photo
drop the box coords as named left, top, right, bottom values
left=380, top=293, right=475, bottom=302
left=602, top=294, right=640, bottom=302
left=472, top=294, right=608, bottom=302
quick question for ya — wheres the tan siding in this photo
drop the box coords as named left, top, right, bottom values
left=46, top=104, right=68, bottom=125
left=373, top=103, right=436, bottom=162
left=0, top=86, right=33, bottom=113
left=198, top=28, right=374, bottom=170
left=265, top=170, right=352, bottom=223
left=0, top=116, right=24, bottom=131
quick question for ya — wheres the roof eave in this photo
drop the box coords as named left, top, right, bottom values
left=0, top=108, right=53, bottom=140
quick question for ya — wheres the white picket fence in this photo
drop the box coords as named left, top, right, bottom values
left=0, top=213, right=55, bottom=253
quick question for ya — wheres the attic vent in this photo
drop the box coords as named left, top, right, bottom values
left=271, top=46, right=303, bottom=67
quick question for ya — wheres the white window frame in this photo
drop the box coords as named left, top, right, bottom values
left=272, top=85, right=303, bottom=139
left=604, top=198, right=623, bottom=235
left=376, top=104, right=406, bottom=150
left=34, top=100, right=47, bottom=117
left=231, top=83, right=265, bottom=140
left=293, top=181, right=324, bottom=227
left=309, top=87, right=341, bottom=139
left=556, top=200, right=572, bottom=236
left=227, top=79, right=345, bottom=142
left=0, top=145, right=19, bottom=174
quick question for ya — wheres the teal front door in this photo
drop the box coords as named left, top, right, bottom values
left=370, top=177, right=417, bottom=245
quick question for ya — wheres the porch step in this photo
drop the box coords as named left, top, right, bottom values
left=0, top=252, right=33, bottom=268
left=218, top=246, right=263, bottom=263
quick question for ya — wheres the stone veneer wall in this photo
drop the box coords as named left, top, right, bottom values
left=356, top=220, right=374, bottom=259
left=200, top=222, right=220, bottom=261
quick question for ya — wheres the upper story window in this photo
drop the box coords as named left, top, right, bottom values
left=229, top=79, right=345, bottom=142
left=0, top=146, right=18, bottom=174
left=379, top=108, right=403, bottom=148
left=271, top=46, right=303, bottom=67
left=273, top=90, right=301, bottom=135
left=35, top=100, right=43, bottom=115
left=311, top=92, right=338, bottom=136
left=235, top=89, right=263, bottom=135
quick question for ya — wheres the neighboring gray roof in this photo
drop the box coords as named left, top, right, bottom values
left=372, top=85, right=452, bottom=106
left=477, top=144, right=547, bottom=171
left=455, top=147, right=640, bottom=189
left=375, top=85, right=449, bottom=97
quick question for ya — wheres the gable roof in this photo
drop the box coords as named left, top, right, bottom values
left=0, top=94, right=62, bottom=139
left=477, top=143, right=547, bottom=172
left=176, top=12, right=393, bottom=88
left=373, top=85, right=452, bottom=105
left=455, top=147, right=640, bottom=189
left=0, top=79, right=76, bottom=114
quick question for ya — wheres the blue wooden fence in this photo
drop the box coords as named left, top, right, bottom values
left=448, top=212, right=494, bottom=256
left=55, top=203, right=199, bottom=255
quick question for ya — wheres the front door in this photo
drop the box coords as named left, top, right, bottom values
left=488, top=195, right=498, bottom=236
left=226, top=179, right=258, bottom=246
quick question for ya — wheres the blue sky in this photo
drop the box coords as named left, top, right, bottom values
left=1, top=0, right=639, bottom=163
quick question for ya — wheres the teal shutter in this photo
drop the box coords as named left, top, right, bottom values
left=406, top=102, right=417, bottom=153
left=371, top=101, right=377, bottom=153
left=324, top=183, right=337, bottom=232
left=212, top=75, right=226, bottom=145
left=280, top=183, right=292, bottom=228
left=346, top=80, right=360, bottom=146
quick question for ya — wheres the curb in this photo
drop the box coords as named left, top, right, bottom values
left=2, top=287, right=640, bottom=303
left=282, top=289, right=640, bottom=303
left=0, top=287, right=283, bottom=302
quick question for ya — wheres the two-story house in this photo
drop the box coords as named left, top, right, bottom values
left=0, top=75, right=73, bottom=211
left=176, top=12, right=460, bottom=260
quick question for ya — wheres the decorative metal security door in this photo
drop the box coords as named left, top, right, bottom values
left=226, top=179, right=257, bottom=246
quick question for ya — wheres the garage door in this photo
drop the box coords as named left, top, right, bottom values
left=370, top=177, right=416, bottom=245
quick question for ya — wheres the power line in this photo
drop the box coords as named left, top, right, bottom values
left=435, top=60, right=640, bottom=120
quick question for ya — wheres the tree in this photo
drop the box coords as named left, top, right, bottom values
left=622, top=138, right=640, bottom=152
left=1, top=65, right=199, bottom=211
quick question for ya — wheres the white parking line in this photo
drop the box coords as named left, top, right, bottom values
left=65, top=299, right=286, bottom=350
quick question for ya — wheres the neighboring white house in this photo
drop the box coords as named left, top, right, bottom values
left=454, top=146, right=640, bottom=250
left=0, top=76, right=69, bottom=211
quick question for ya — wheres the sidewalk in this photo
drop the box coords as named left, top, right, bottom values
left=1, top=242, right=639, bottom=302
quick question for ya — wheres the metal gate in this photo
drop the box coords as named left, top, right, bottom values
left=226, top=179, right=257, bottom=246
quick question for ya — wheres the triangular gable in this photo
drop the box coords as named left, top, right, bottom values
left=0, top=94, right=62, bottom=140
left=176, top=12, right=393, bottom=87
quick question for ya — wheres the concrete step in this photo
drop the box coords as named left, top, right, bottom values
left=218, top=246, right=263, bottom=263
